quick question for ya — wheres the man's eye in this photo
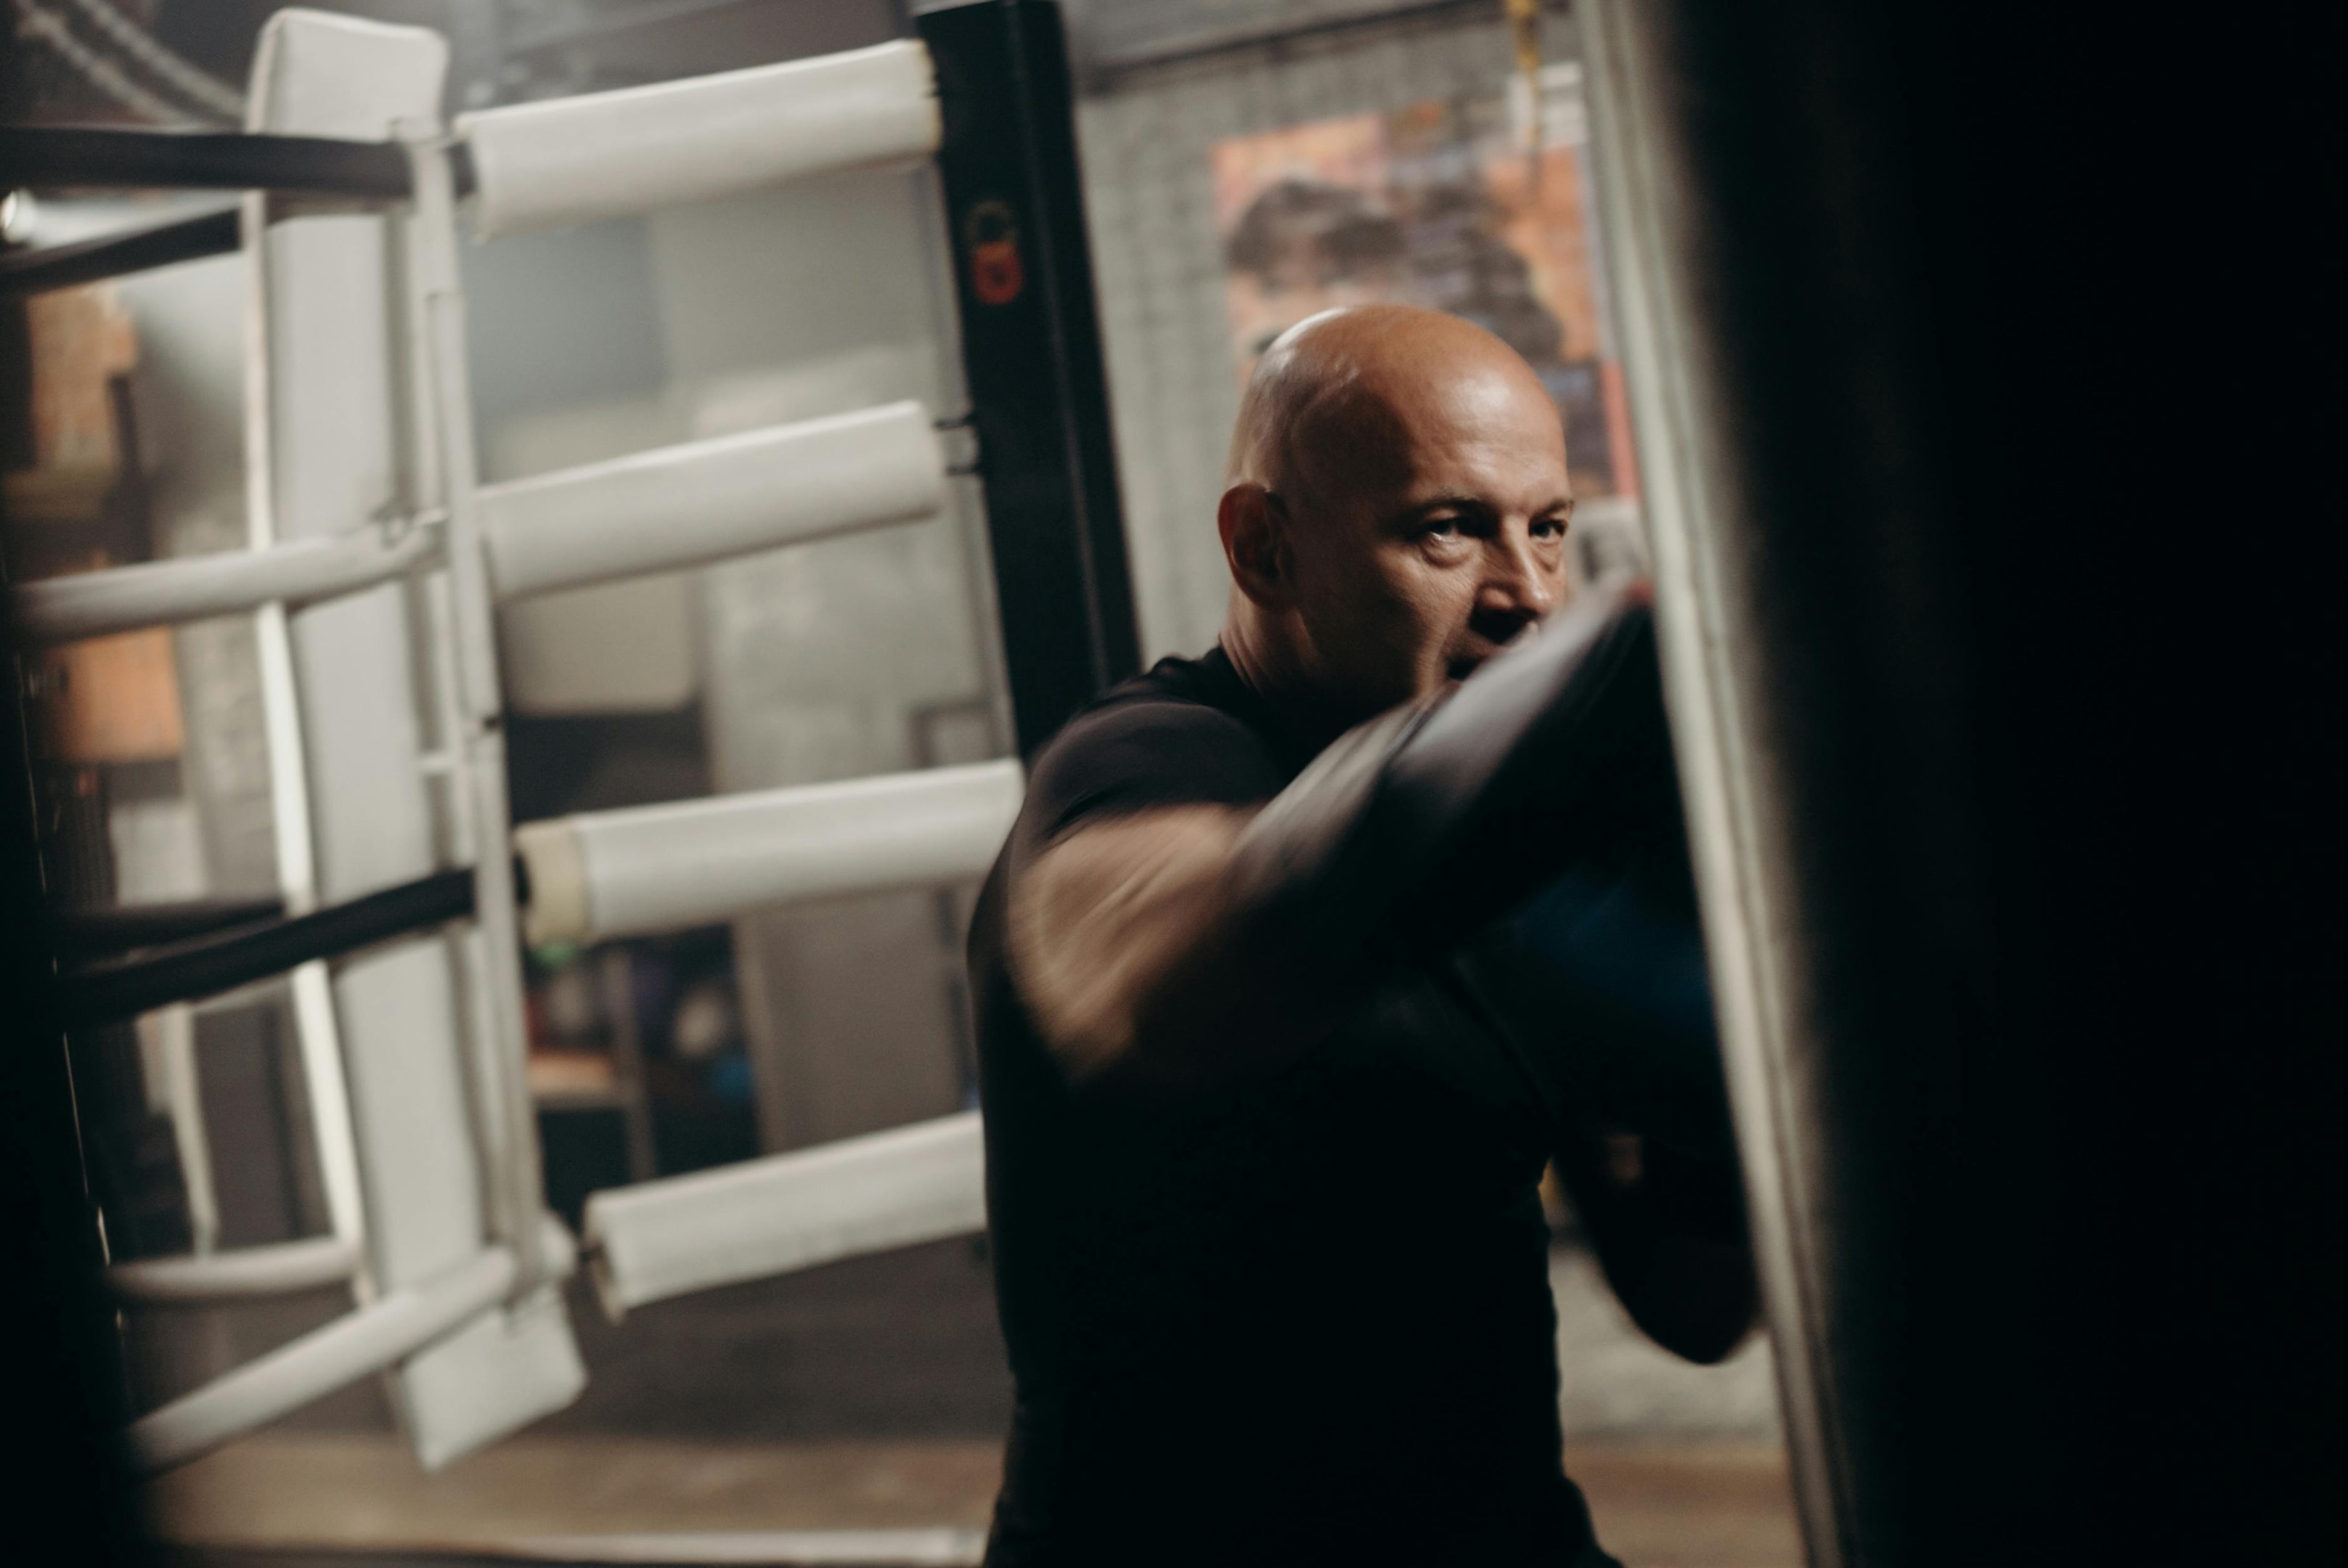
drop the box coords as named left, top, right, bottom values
left=1533, top=516, right=1568, bottom=539
left=1421, top=516, right=1462, bottom=539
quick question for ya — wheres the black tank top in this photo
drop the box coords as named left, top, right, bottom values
left=968, top=648, right=1617, bottom=1568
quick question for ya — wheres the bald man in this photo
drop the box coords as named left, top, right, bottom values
left=968, top=306, right=1754, bottom=1567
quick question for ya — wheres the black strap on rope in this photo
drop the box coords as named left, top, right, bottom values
left=54, top=867, right=478, bottom=1031
left=0, top=206, right=240, bottom=297
left=1, top=126, right=419, bottom=200
left=47, top=894, right=285, bottom=962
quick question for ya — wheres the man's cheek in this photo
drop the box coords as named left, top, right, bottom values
left=1415, top=582, right=1477, bottom=649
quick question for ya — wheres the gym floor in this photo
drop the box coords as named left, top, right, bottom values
left=139, top=1239, right=1801, bottom=1568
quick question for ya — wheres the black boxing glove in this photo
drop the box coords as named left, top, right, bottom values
left=1226, top=587, right=1676, bottom=985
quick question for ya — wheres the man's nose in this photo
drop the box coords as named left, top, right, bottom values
left=1481, top=531, right=1557, bottom=621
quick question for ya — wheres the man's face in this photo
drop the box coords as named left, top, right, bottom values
left=1284, top=362, right=1573, bottom=714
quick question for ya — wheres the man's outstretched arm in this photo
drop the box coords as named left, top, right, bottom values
left=1008, top=804, right=1298, bottom=1084
left=1006, top=589, right=1669, bottom=1087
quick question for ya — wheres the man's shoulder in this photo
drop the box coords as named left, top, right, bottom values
left=1020, top=652, right=1290, bottom=845
left=1037, top=651, right=1265, bottom=772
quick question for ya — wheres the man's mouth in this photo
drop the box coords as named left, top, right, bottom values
left=1448, top=618, right=1539, bottom=681
left=1446, top=645, right=1495, bottom=682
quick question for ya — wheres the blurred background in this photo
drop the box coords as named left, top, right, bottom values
left=4, top=3, right=1796, bottom=1564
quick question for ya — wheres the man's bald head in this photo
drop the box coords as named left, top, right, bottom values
left=1226, top=304, right=1556, bottom=510
left=1215, top=304, right=1575, bottom=725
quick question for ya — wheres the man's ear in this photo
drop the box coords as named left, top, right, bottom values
left=1218, top=483, right=1292, bottom=610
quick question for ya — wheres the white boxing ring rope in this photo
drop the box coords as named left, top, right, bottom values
left=456, top=40, right=940, bottom=240
left=584, top=1114, right=988, bottom=1321
left=478, top=401, right=947, bottom=600
left=515, top=759, right=1024, bottom=947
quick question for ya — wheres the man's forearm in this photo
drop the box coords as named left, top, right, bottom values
left=1007, top=804, right=1374, bottom=1087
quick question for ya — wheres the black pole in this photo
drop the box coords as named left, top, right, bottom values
left=0, top=126, right=416, bottom=199
left=52, top=866, right=479, bottom=1031
left=0, top=208, right=241, bottom=298
left=919, top=0, right=1143, bottom=759
left=46, top=894, right=288, bottom=961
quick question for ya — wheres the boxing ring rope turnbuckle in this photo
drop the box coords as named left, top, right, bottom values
left=515, top=759, right=1025, bottom=947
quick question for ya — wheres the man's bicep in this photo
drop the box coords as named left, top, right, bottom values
left=1000, top=700, right=1286, bottom=1077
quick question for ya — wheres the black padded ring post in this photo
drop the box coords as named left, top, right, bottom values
left=920, top=0, right=1144, bottom=759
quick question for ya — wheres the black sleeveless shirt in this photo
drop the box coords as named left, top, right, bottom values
left=969, top=648, right=1618, bottom=1568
